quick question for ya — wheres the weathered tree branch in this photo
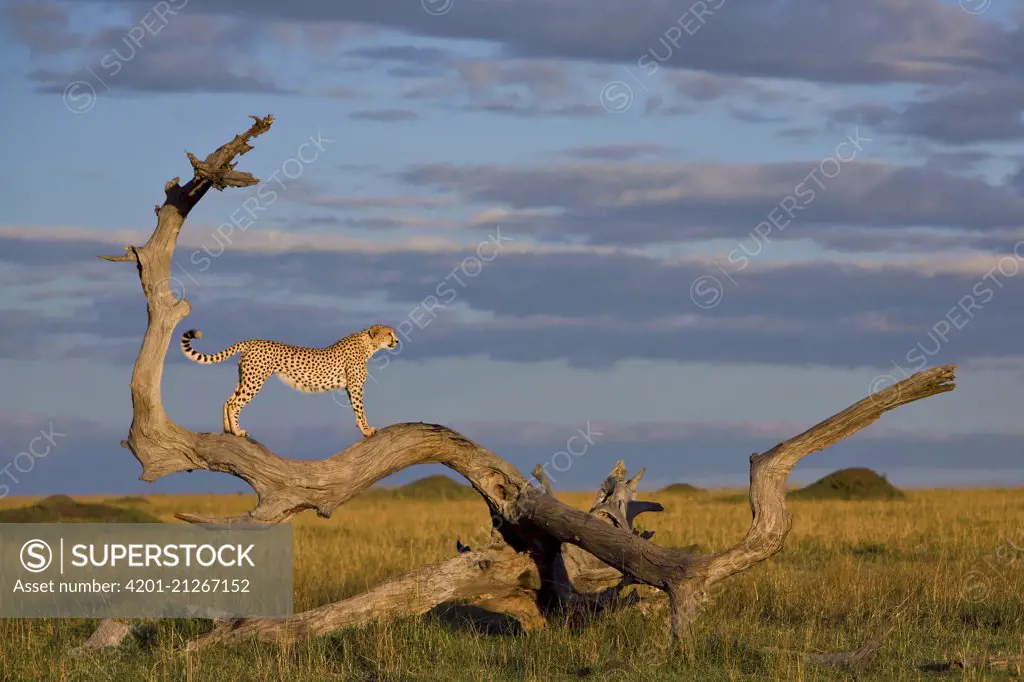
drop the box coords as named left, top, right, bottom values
left=186, top=548, right=538, bottom=649
left=84, top=114, right=957, bottom=654
left=68, top=619, right=133, bottom=657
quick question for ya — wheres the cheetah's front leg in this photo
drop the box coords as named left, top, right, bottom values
left=346, top=373, right=376, bottom=437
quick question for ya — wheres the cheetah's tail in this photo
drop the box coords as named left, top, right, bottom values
left=180, top=329, right=247, bottom=365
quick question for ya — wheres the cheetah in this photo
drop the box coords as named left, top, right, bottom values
left=179, top=324, right=399, bottom=439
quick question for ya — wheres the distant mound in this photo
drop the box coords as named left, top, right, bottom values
left=392, top=475, right=478, bottom=501
left=790, top=468, right=905, bottom=501
left=0, top=495, right=162, bottom=523
left=108, top=495, right=149, bottom=506
left=659, top=483, right=706, bottom=495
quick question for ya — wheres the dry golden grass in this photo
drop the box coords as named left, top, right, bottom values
left=1, top=487, right=1022, bottom=681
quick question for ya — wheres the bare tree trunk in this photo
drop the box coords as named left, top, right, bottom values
left=84, top=114, right=957, bottom=652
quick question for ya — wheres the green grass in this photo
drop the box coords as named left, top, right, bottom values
left=1, top=487, right=1022, bottom=680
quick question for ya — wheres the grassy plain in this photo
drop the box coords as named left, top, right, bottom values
left=1, top=484, right=1022, bottom=681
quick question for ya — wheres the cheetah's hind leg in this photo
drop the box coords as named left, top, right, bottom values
left=223, top=393, right=247, bottom=438
left=223, top=358, right=271, bottom=438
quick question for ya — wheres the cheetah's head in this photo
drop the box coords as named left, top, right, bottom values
left=368, top=325, right=399, bottom=351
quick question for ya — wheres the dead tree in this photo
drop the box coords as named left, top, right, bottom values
left=81, top=115, right=957, bottom=654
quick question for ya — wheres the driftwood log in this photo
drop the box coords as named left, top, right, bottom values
left=80, top=115, right=958, bottom=657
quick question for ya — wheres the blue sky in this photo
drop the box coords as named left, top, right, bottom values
left=2, top=0, right=1024, bottom=496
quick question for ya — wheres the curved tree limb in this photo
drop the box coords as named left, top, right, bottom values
left=85, top=114, right=957, bottom=653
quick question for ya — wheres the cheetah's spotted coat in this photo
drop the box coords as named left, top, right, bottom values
left=180, top=324, right=399, bottom=438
